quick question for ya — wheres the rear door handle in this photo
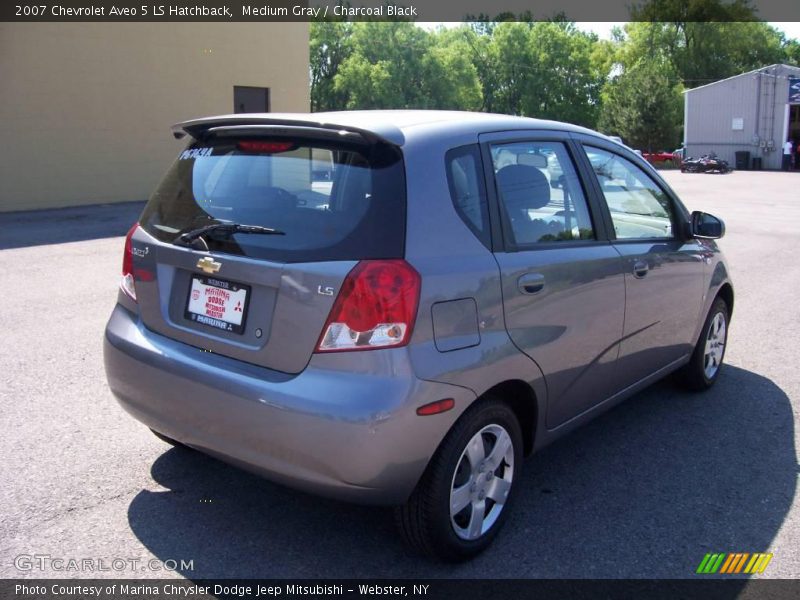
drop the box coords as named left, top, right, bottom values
left=633, top=260, right=649, bottom=278
left=518, top=273, right=545, bottom=295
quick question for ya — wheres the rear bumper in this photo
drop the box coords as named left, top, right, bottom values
left=103, top=304, right=474, bottom=505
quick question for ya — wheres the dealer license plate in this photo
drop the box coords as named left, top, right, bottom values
left=185, top=276, right=250, bottom=334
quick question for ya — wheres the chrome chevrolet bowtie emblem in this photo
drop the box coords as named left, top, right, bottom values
left=196, top=256, right=221, bottom=274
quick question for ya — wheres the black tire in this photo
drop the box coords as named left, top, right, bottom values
left=395, top=399, right=523, bottom=561
left=150, top=428, right=185, bottom=447
left=677, top=297, right=729, bottom=391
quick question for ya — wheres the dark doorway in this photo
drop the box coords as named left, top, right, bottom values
left=234, top=86, right=270, bottom=113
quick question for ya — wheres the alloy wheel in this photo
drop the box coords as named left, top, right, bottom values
left=449, top=424, right=515, bottom=541
left=704, top=311, right=727, bottom=379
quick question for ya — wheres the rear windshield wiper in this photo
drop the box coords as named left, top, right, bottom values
left=177, top=222, right=285, bottom=245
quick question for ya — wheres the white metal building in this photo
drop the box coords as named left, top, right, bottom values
left=684, top=64, right=800, bottom=170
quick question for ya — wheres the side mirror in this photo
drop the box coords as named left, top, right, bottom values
left=691, top=211, right=725, bottom=239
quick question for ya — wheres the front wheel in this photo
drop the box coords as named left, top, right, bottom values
left=677, top=297, right=729, bottom=391
left=395, top=399, right=522, bottom=561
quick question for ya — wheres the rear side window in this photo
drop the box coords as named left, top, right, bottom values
left=490, top=141, right=595, bottom=247
left=140, top=138, right=405, bottom=263
left=445, top=145, right=490, bottom=248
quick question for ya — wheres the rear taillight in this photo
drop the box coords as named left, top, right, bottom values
left=121, top=223, right=138, bottom=302
left=316, top=260, right=421, bottom=353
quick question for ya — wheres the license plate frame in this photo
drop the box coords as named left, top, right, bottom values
left=184, top=275, right=251, bottom=335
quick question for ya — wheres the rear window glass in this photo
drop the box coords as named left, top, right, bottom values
left=140, top=138, right=406, bottom=263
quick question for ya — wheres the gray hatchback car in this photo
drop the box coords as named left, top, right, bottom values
left=104, top=110, right=732, bottom=560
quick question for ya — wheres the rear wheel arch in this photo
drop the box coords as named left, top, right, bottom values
left=474, top=379, right=538, bottom=457
left=417, top=378, right=539, bottom=482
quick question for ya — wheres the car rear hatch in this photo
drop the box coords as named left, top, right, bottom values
left=129, top=119, right=406, bottom=374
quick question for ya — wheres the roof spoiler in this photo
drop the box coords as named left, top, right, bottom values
left=171, top=116, right=401, bottom=147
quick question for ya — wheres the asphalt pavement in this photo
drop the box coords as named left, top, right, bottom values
left=1, top=171, right=798, bottom=579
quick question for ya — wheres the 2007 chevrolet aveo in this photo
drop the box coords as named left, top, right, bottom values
left=104, top=111, right=732, bottom=560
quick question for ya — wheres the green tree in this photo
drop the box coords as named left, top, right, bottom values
left=311, top=12, right=800, bottom=122
left=309, top=20, right=353, bottom=111
left=489, top=22, right=534, bottom=115
left=459, top=21, right=602, bottom=125
left=460, top=21, right=604, bottom=126
left=524, top=22, right=603, bottom=127
left=459, top=25, right=502, bottom=112
left=423, top=27, right=482, bottom=110
left=332, top=22, right=482, bottom=110
left=782, top=36, right=800, bottom=66
left=598, top=56, right=683, bottom=151
left=625, top=1, right=788, bottom=88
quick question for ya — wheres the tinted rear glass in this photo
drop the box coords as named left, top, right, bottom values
left=140, top=137, right=405, bottom=262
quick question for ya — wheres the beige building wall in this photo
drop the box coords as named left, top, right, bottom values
left=0, top=23, right=310, bottom=212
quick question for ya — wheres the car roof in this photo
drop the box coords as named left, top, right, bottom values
left=173, top=110, right=601, bottom=147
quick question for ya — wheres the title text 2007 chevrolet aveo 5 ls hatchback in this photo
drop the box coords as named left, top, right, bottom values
left=104, top=111, right=732, bottom=561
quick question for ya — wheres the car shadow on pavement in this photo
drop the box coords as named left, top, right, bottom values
left=127, top=364, right=796, bottom=578
left=0, top=201, right=145, bottom=249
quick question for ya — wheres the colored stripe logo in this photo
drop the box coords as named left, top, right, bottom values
left=696, top=553, right=773, bottom=574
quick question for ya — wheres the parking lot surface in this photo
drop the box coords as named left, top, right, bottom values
left=1, top=171, right=798, bottom=579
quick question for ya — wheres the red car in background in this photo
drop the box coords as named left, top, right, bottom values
left=642, top=151, right=679, bottom=166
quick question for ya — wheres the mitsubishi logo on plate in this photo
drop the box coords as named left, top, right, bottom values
left=196, top=256, right=222, bottom=274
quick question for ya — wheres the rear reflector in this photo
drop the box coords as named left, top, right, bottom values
left=237, top=140, right=297, bottom=153
left=417, top=399, right=455, bottom=416
left=121, top=223, right=139, bottom=301
left=316, top=260, right=420, bottom=353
